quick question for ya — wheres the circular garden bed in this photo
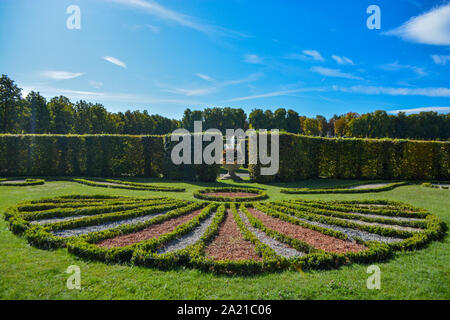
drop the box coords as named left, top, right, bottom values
left=193, top=187, right=268, bottom=202
left=4, top=195, right=446, bottom=275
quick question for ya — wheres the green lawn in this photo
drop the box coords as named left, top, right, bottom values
left=0, top=178, right=448, bottom=300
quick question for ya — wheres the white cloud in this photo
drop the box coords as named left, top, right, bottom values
left=302, top=50, right=325, bottom=62
left=108, top=0, right=211, bottom=33
left=227, top=87, right=325, bottom=102
left=244, top=54, right=263, bottom=64
left=89, top=80, right=103, bottom=89
left=18, top=82, right=199, bottom=105
left=334, top=85, right=450, bottom=97
left=167, top=87, right=216, bottom=96
left=128, top=24, right=160, bottom=33
left=196, top=73, right=214, bottom=82
left=168, top=73, right=263, bottom=96
left=103, top=56, right=127, bottom=69
left=285, top=50, right=325, bottom=62
left=331, top=55, right=354, bottom=65
left=431, top=54, right=450, bottom=65
left=389, top=106, right=450, bottom=114
left=41, top=71, right=84, bottom=80
left=384, top=3, right=450, bottom=45
left=107, top=0, right=249, bottom=38
left=311, top=66, right=363, bottom=80
left=379, top=61, right=427, bottom=76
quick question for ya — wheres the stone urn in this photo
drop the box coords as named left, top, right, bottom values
left=221, top=162, right=242, bottom=181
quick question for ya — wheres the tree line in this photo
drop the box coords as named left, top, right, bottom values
left=1, top=74, right=448, bottom=139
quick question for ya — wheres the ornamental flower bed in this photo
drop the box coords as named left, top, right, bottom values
left=3, top=195, right=446, bottom=275
left=193, top=187, right=268, bottom=202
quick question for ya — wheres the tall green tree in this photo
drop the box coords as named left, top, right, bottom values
left=48, top=96, right=75, bottom=134
left=26, top=91, right=50, bottom=133
left=0, top=74, right=26, bottom=133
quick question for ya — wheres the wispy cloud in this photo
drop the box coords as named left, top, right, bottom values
left=107, top=0, right=248, bottom=38
left=103, top=56, right=127, bottom=69
left=431, top=54, right=450, bottom=65
left=244, top=54, right=263, bottom=64
left=108, top=0, right=210, bottom=33
left=168, top=73, right=263, bottom=96
left=196, top=73, right=214, bottom=82
left=89, top=80, right=104, bottom=89
left=166, top=87, right=216, bottom=96
left=389, top=106, right=450, bottom=114
left=226, top=87, right=325, bottom=102
left=311, top=66, right=363, bottom=80
left=286, top=50, right=325, bottom=62
left=331, top=55, right=355, bottom=65
left=379, top=61, right=426, bottom=76
left=127, top=24, right=160, bottom=33
left=383, top=3, right=450, bottom=45
left=334, top=85, right=450, bottom=97
left=41, top=71, right=84, bottom=80
left=302, top=50, right=325, bottom=62
left=19, top=82, right=199, bottom=105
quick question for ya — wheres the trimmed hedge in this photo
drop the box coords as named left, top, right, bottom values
left=422, top=182, right=450, bottom=190
left=249, top=133, right=449, bottom=182
left=1, top=134, right=447, bottom=183
left=0, top=178, right=45, bottom=186
left=281, top=181, right=408, bottom=194
left=193, top=187, right=268, bottom=202
left=0, top=134, right=218, bottom=182
left=69, top=177, right=185, bottom=192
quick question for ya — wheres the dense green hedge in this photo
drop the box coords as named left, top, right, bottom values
left=1, top=134, right=448, bottom=182
left=249, top=133, right=449, bottom=182
left=0, top=134, right=218, bottom=182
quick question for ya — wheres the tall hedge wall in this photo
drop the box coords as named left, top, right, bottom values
left=0, top=135, right=164, bottom=178
left=0, top=134, right=219, bottom=182
left=249, top=133, right=449, bottom=182
left=0, top=134, right=448, bottom=182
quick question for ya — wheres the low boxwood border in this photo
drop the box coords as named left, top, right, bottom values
left=68, top=177, right=185, bottom=192
left=422, top=182, right=450, bottom=190
left=193, top=187, right=268, bottom=202
left=0, top=178, right=45, bottom=186
left=281, top=181, right=408, bottom=194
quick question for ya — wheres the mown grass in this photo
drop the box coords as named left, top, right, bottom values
left=0, top=178, right=448, bottom=300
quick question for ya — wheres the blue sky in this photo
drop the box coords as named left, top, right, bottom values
left=1, top=0, right=449, bottom=119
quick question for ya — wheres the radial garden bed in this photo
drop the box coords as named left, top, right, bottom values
left=3, top=195, right=446, bottom=275
left=193, top=187, right=268, bottom=202
left=281, top=181, right=408, bottom=194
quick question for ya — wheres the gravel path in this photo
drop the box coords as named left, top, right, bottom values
left=0, top=180, right=27, bottom=184
left=52, top=211, right=170, bottom=238
left=281, top=211, right=403, bottom=243
left=319, top=215, right=422, bottom=232
left=157, top=211, right=217, bottom=254
left=238, top=210, right=304, bottom=258
left=32, top=215, right=90, bottom=225
left=345, top=211, right=425, bottom=222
